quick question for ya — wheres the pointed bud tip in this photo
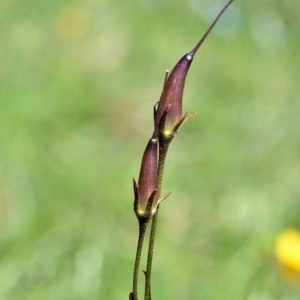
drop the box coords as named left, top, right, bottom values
left=132, top=177, right=138, bottom=188
left=150, top=134, right=158, bottom=143
left=189, top=0, right=234, bottom=57
left=186, top=54, right=193, bottom=61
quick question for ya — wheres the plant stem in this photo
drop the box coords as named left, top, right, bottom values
left=133, top=221, right=149, bottom=300
left=144, top=139, right=170, bottom=300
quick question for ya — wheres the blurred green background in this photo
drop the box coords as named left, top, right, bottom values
left=1, top=0, right=300, bottom=299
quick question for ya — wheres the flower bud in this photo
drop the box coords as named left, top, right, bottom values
left=132, top=134, right=173, bottom=222
left=137, top=138, right=158, bottom=207
left=133, top=137, right=158, bottom=222
left=156, top=55, right=193, bottom=133
left=155, top=0, right=234, bottom=137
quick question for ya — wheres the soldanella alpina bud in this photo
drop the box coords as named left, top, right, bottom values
left=155, top=0, right=234, bottom=142
left=133, top=132, right=172, bottom=223
left=155, top=56, right=196, bottom=139
left=133, top=136, right=158, bottom=222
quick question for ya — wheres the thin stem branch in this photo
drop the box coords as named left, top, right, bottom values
left=145, top=139, right=170, bottom=300
left=133, top=221, right=149, bottom=300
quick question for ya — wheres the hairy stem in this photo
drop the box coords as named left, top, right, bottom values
left=133, top=221, right=149, bottom=300
left=145, top=139, right=170, bottom=300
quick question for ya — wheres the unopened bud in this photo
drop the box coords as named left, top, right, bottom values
left=132, top=135, right=173, bottom=222
left=155, top=0, right=234, bottom=138
left=133, top=137, right=158, bottom=222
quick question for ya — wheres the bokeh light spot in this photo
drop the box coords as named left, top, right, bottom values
left=54, top=6, right=89, bottom=41
left=275, top=229, right=300, bottom=273
left=251, top=12, right=287, bottom=52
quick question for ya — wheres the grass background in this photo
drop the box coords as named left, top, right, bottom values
left=1, top=0, right=300, bottom=299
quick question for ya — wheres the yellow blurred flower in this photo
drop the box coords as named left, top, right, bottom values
left=275, top=229, right=300, bottom=272
left=54, top=6, right=89, bottom=41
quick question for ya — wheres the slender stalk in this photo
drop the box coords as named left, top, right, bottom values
left=145, top=139, right=170, bottom=300
left=133, top=221, right=149, bottom=300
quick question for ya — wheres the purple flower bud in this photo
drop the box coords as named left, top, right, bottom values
left=137, top=138, right=158, bottom=208
left=133, top=137, right=158, bottom=221
left=156, top=56, right=192, bottom=133
left=156, top=0, right=234, bottom=135
left=132, top=133, right=173, bottom=222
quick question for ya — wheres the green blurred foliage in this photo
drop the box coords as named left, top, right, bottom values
left=0, top=0, right=300, bottom=299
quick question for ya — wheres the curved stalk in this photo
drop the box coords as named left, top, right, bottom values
left=133, top=221, right=149, bottom=300
left=144, top=139, right=170, bottom=300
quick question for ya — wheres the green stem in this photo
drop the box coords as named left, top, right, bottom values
left=133, top=221, right=149, bottom=300
left=144, top=140, right=170, bottom=300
